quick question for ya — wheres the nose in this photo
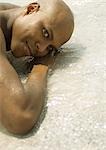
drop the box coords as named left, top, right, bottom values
left=36, top=42, right=49, bottom=53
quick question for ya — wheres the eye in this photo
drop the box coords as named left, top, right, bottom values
left=42, top=28, right=49, bottom=38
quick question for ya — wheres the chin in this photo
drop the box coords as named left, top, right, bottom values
left=11, top=45, right=24, bottom=58
left=11, top=49, right=22, bottom=58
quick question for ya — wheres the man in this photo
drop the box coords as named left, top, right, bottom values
left=0, top=0, right=74, bottom=134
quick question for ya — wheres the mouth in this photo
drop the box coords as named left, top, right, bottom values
left=25, top=41, right=33, bottom=56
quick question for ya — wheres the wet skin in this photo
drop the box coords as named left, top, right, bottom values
left=0, top=0, right=74, bottom=134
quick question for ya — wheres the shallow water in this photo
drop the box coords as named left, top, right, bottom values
left=0, top=0, right=106, bottom=150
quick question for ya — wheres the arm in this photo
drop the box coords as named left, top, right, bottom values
left=0, top=28, right=48, bottom=134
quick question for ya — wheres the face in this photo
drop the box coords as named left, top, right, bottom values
left=11, top=2, right=74, bottom=57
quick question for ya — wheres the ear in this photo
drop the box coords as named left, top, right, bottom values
left=25, top=2, right=40, bottom=15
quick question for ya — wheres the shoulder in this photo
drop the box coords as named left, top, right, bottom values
left=0, top=3, right=20, bottom=11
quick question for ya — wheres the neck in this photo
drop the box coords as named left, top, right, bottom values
left=0, top=7, right=25, bottom=50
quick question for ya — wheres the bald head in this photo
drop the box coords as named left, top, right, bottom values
left=38, top=0, right=74, bottom=44
left=11, top=0, right=74, bottom=57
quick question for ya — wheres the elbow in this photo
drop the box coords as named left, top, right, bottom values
left=2, top=111, right=37, bottom=135
left=0, top=90, right=43, bottom=135
left=12, top=115, right=35, bottom=135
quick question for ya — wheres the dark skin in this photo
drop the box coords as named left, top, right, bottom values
left=0, top=0, right=74, bottom=135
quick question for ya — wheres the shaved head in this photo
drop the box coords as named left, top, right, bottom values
left=11, top=0, right=74, bottom=57
left=38, top=0, right=74, bottom=44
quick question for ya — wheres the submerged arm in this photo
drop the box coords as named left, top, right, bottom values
left=0, top=28, right=48, bottom=134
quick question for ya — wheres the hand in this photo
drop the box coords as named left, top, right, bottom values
left=26, top=50, right=59, bottom=73
left=34, top=51, right=59, bottom=68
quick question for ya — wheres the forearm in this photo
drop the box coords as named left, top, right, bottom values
left=24, top=65, right=48, bottom=119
